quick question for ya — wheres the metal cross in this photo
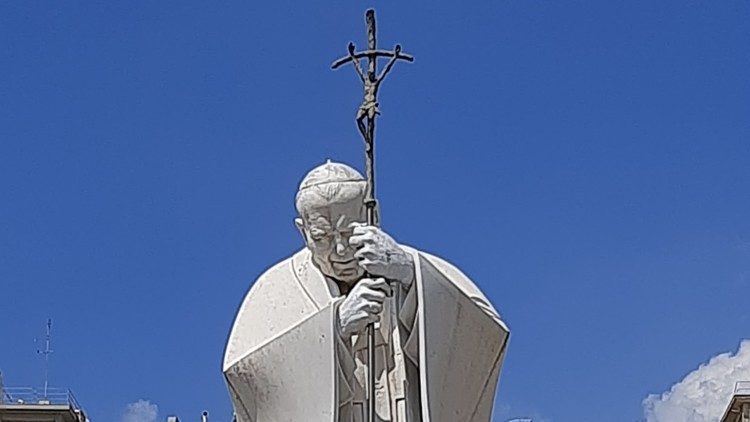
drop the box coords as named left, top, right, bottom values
left=331, top=8, right=413, bottom=227
left=332, top=9, right=414, bottom=146
left=331, top=9, right=413, bottom=422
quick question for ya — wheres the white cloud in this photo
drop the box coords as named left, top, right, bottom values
left=122, top=399, right=158, bottom=422
left=494, top=402, right=549, bottom=422
left=643, top=340, right=750, bottom=422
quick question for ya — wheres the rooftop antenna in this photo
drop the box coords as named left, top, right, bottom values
left=35, top=318, right=53, bottom=398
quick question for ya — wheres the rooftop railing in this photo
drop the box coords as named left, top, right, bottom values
left=0, top=387, right=82, bottom=410
left=735, top=381, right=750, bottom=395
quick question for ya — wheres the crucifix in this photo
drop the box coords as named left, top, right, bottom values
left=332, top=9, right=413, bottom=422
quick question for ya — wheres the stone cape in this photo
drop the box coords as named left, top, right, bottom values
left=223, top=246, right=509, bottom=422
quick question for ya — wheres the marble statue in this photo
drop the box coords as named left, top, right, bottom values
left=223, top=161, right=510, bottom=422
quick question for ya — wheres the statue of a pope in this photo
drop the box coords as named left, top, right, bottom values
left=224, top=161, right=509, bottom=422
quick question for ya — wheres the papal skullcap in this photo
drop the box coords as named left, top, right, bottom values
left=298, top=160, right=364, bottom=191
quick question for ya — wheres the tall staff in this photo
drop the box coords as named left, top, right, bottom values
left=332, top=9, right=413, bottom=422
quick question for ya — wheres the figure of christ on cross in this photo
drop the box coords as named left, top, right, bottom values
left=347, top=42, right=403, bottom=139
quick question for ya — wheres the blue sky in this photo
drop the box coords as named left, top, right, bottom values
left=1, top=1, right=748, bottom=421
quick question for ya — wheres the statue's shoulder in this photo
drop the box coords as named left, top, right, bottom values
left=247, top=248, right=309, bottom=289
left=402, top=246, right=479, bottom=294
left=224, top=248, right=316, bottom=370
left=404, top=245, right=504, bottom=324
left=230, top=249, right=316, bottom=316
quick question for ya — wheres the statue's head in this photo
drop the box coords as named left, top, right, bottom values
left=295, top=160, right=367, bottom=284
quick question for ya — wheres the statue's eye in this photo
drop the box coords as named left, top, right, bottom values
left=309, top=229, right=329, bottom=241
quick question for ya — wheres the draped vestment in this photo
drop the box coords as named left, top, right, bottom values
left=224, top=246, right=509, bottom=422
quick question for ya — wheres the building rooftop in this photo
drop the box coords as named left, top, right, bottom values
left=720, top=381, right=750, bottom=422
left=0, top=387, right=87, bottom=422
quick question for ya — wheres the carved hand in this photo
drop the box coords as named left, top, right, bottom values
left=337, top=277, right=391, bottom=339
left=349, top=223, right=415, bottom=287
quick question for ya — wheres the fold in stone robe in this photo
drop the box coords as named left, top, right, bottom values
left=223, top=246, right=509, bottom=422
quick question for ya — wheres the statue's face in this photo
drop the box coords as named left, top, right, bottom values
left=296, top=196, right=366, bottom=284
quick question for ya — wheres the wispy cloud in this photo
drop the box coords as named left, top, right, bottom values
left=643, top=340, right=750, bottom=422
left=494, top=402, right=550, bottom=422
left=122, top=399, right=158, bottom=422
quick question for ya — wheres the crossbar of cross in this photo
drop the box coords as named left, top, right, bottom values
left=331, top=49, right=414, bottom=70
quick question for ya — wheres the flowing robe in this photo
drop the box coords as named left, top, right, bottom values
left=223, top=246, right=509, bottom=422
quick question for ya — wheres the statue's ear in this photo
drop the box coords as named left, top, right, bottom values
left=294, top=218, right=307, bottom=243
